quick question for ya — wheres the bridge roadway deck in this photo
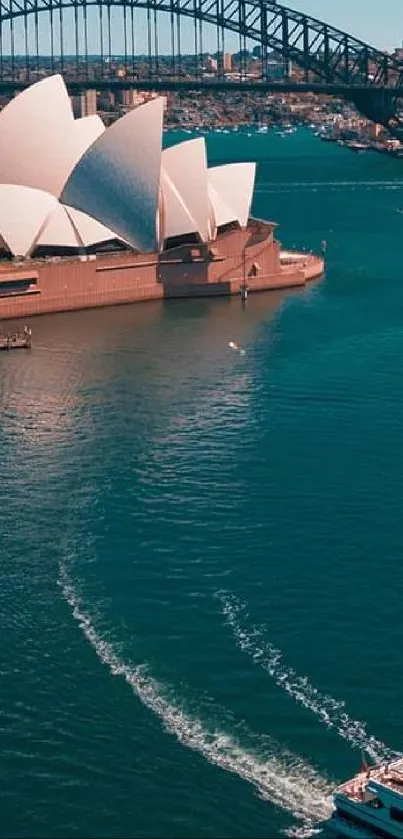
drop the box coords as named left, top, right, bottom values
left=1, top=78, right=403, bottom=96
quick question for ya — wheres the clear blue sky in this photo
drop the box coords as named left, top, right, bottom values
left=288, top=1, right=403, bottom=51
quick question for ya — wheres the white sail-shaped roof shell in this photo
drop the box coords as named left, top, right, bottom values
left=208, top=163, right=256, bottom=228
left=162, top=139, right=210, bottom=242
left=62, top=97, right=164, bottom=252
left=160, top=169, right=200, bottom=241
left=72, top=114, right=105, bottom=149
left=0, top=79, right=258, bottom=260
left=208, top=183, right=239, bottom=229
left=35, top=203, right=121, bottom=249
left=0, top=184, right=57, bottom=257
left=36, top=203, right=81, bottom=248
left=57, top=115, right=106, bottom=195
left=65, top=206, right=120, bottom=247
left=0, top=75, right=77, bottom=197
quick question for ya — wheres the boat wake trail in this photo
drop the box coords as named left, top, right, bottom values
left=58, top=561, right=333, bottom=837
left=217, top=592, right=396, bottom=763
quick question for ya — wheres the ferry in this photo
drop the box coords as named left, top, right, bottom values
left=331, top=755, right=403, bottom=838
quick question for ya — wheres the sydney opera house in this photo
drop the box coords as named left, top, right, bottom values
left=0, top=75, right=323, bottom=319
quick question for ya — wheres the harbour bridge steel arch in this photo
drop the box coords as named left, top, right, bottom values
left=1, top=0, right=403, bottom=133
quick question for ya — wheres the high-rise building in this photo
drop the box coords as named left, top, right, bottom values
left=81, top=89, right=97, bottom=117
left=206, top=55, right=218, bottom=72
left=123, top=89, right=144, bottom=109
left=223, top=52, right=232, bottom=72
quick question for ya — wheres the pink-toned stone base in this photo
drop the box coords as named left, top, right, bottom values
left=0, top=221, right=324, bottom=321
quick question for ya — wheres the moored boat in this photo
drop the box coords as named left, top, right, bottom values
left=0, top=326, right=32, bottom=350
left=344, top=141, right=370, bottom=153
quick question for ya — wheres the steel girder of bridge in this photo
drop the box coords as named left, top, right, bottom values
left=1, top=0, right=403, bottom=134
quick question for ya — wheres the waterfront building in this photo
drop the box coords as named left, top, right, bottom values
left=0, top=75, right=323, bottom=318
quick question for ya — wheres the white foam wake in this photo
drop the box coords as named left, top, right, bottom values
left=58, top=562, right=333, bottom=836
left=218, top=592, right=396, bottom=763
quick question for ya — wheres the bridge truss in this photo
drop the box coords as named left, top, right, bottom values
left=0, top=0, right=403, bottom=133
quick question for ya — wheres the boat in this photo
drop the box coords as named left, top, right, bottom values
left=0, top=326, right=32, bottom=350
left=331, top=755, right=403, bottom=838
left=337, top=139, right=370, bottom=153
left=276, top=127, right=296, bottom=137
left=319, top=132, right=338, bottom=142
left=344, top=141, right=370, bottom=153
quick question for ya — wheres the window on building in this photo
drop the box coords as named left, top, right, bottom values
left=0, top=277, right=38, bottom=297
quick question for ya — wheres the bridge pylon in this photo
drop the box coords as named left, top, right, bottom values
left=349, top=89, right=403, bottom=140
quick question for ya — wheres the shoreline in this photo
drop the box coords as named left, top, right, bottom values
left=163, top=122, right=403, bottom=159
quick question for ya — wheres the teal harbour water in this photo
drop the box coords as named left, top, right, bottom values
left=1, top=128, right=403, bottom=838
